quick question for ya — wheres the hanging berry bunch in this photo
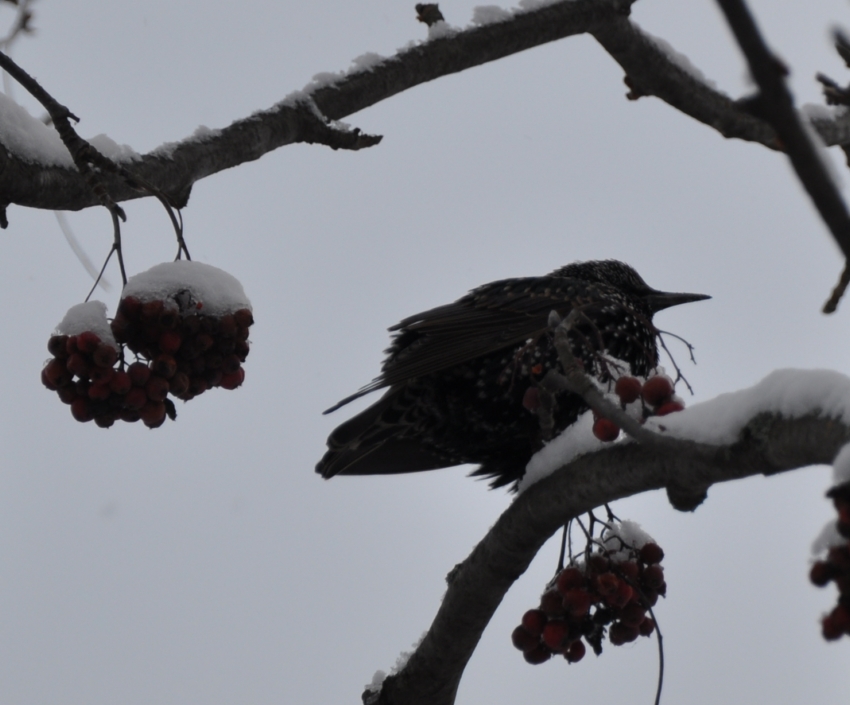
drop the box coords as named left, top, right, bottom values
left=511, top=520, right=665, bottom=665
left=41, top=261, right=253, bottom=428
left=810, top=481, right=850, bottom=640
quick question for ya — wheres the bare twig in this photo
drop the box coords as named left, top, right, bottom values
left=714, top=0, right=850, bottom=311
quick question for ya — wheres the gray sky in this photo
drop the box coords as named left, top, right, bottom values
left=1, top=0, right=849, bottom=703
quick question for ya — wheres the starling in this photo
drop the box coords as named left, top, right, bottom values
left=316, top=260, right=709, bottom=489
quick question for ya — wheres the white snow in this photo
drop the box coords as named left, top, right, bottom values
left=55, top=301, right=117, bottom=346
left=635, top=22, right=717, bottom=89
left=0, top=91, right=73, bottom=166
left=812, top=520, right=845, bottom=556
left=471, top=6, right=513, bottom=25
left=601, top=519, right=657, bottom=560
left=519, top=369, right=850, bottom=492
left=520, top=410, right=605, bottom=492
left=799, top=106, right=844, bottom=190
left=833, top=443, right=850, bottom=486
left=150, top=125, right=222, bottom=159
left=122, top=261, right=252, bottom=316
left=0, top=93, right=140, bottom=166
left=428, top=21, right=459, bottom=40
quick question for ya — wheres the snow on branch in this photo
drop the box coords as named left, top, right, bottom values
left=0, top=0, right=823, bottom=217
left=367, top=368, right=850, bottom=705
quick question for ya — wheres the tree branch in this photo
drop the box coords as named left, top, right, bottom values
left=368, top=370, right=850, bottom=705
left=0, top=0, right=815, bottom=215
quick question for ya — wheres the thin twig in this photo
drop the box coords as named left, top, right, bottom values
left=714, top=0, right=850, bottom=311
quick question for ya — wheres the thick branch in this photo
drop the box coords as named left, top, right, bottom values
left=0, top=0, right=802, bottom=214
left=369, top=374, right=850, bottom=704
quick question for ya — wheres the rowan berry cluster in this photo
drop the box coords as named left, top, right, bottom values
left=592, top=373, right=684, bottom=442
left=810, top=482, right=850, bottom=640
left=41, top=262, right=253, bottom=428
left=511, top=540, right=665, bottom=665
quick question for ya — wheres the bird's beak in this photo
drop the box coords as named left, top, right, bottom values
left=643, top=290, right=711, bottom=313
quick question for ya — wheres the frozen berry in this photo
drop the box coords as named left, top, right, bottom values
left=219, top=367, right=245, bottom=390
left=92, top=343, right=118, bottom=368
left=522, top=644, right=552, bottom=665
left=641, top=376, right=673, bottom=406
left=564, top=639, right=585, bottom=663
left=556, top=568, right=585, bottom=595
left=592, top=417, right=619, bottom=442
left=140, top=401, right=167, bottom=429
left=654, top=401, right=684, bottom=417
left=511, top=626, right=539, bottom=652
left=159, top=330, right=182, bottom=354
left=542, top=621, right=570, bottom=651
left=48, top=334, right=69, bottom=358
left=639, top=543, right=665, bottom=565
left=109, top=371, right=132, bottom=396
left=521, top=609, right=547, bottom=635
left=609, top=621, right=639, bottom=645
left=70, top=397, right=94, bottom=422
left=614, top=376, right=642, bottom=404
left=76, top=331, right=101, bottom=354
left=234, top=308, right=253, bottom=328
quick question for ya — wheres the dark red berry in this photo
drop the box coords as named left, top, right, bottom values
left=76, top=331, right=101, bottom=354
left=109, top=371, right=132, bottom=396
left=638, top=616, right=656, bottom=637
left=639, top=543, right=665, bottom=565
left=810, top=561, right=835, bottom=587
left=654, top=401, right=684, bottom=417
left=140, top=401, right=167, bottom=429
left=564, top=639, right=586, bottom=663
left=92, top=343, right=118, bottom=368
left=66, top=353, right=91, bottom=379
left=609, top=621, right=639, bottom=645
left=614, top=376, right=642, bottom=404
left=521, top=609, right=547, bottom=635
left=159, top=330, right=182, bottom=354
left=127, top=362, right=151, bottom=387
left=511, top=625, right=539, bottom=652
left=70, top=397, right=94, bottom=422
left=592, top=417, right=619, bottom=442
left=642, top=564, right=665, bottom=590
left=522, top=387, right=540, bottom=411
left=234, top=308, right=253, bottom=328
left=641, top=376, right=673, bottom=406
left=542, top=620, right=570, bottom=651
left=219, top=367, right=245, bottom=390
left=48, top=335, right=70, bottom=358
left=522, top=644, right=552, bottom=665
left=562, top=589, right=592, bottom=618
left=556, top=568, right=585, bottom=595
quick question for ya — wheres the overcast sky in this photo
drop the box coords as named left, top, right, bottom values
left=1, top=0, right=849, bottom=703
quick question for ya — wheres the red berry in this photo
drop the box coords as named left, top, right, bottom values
left=70, top=397, right=94, bottom=422
left=109, top=371, right=132, bottom=396
left=539, top=590, right=566, bottom=617
left=141, top=299, right=164, bottom=323
left=609, top=621, right=639, bottom=645
left=89, top=365, right=114, bottom=385
left=822, top=605, right=850, bottom=640
left=87, top=382, right=111, bottom=401
left=638, top=616, right=656, bottom=637
left=619, top=602, right=647, bottom=628
left=521, top=609, right=547, bottom=635
left=639, top=543, right=665, bottom=565
left=159, top=330, right=182, bottom=354
left=66, top=353, right=91, bottom=379
left=595, top=572, right=620, bottom=597
left=124, top=387, right=148, bottom=411
left=145, top=375, right=169, bottom=402
left=92, top=343, right=118, bottom=368
left=564, top=639, right=585, bottom=663
left=810, top=561, right=835, bottom=587
left=119, top=296, right=142, bottom=319
left=592, top=417, right=619, bottom=442
left=57, top=386, right=77, bottom=405
left=43, top=358, right=72, bottom=388
left=47, top=335, right=69, bottom=358
left=219, top=314, right=237, bottom=337
left=641, top=376, right=673, bottom=406
left=219, top=367, right=245, bottom=390
left=511, top=625, right=539, bottom=652
left=608, top=580, right=634, bottom=608
left=642, top=564, right=665, bottom=590
left=522, top=644, right=552, bottom=665
left=586, top=554, right=610, bottom=575
left=556, top=568, right=585, bottom=595
left=169, top=371, right=190, bottom=398
left=654, top=401, right=684, bottom=417
left=562, top=589, right=592, bottom=618
left=127, top=362, right=151, bottom=387
left=153, top=354, right=177, bottom=379
left=617, top=560, right=640, bottom=581
left=522, top=387, right=540, bottom=411
left=76, top=331, right=101, bottom=354
left=140, top=401, right=167, bottom=429
left=542, top=620, right=570, bottom=651
left=234, top=308, right=254, bottom=328
left=614, top=376, right=642, bottom=404
left=222, top=354, right=241, bottom=375
left=94, top=413, right=116, bottom=429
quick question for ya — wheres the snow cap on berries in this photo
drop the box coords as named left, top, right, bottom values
left=811, top=520, right=845, bottom=557
left=600, top=520, right=656, bottom=562
left=56, top=301, right=117, bottom=346
left=122, top=261, right=252, bottom=316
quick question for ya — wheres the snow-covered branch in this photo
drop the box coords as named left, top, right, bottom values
left=368, top=369, right=850, bottom=705
left=4, top=0, right=835, bottom=218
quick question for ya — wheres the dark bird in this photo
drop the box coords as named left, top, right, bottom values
left=316, top=260, right=709, bottom=489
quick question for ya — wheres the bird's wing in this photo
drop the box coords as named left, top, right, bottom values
left=324, top=277, right=609, bottom=413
